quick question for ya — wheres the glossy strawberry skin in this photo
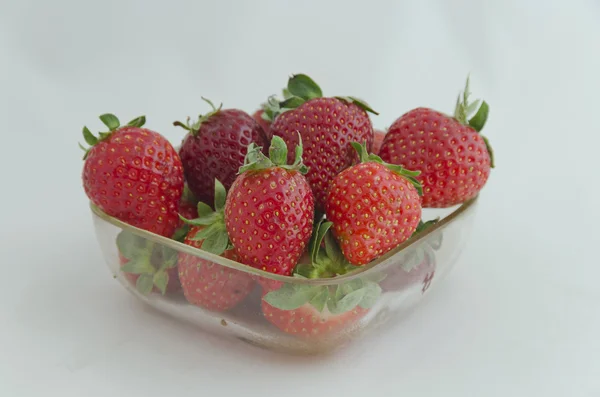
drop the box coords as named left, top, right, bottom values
left=261, top=288, right=367, bottom=338
left=252, top=109, right=272, bottom=140
left=325, top=162, right=422, bottom=266
left=224, top=168, right=314, bottom=276
left=83, top=127, right=184, bottom=237
left=270, top=97, right=374, bottom=211
left=179, top=109, right=268, bottom=206
left=379, top=108, right=491, bottom=207
left=178, top=226, right=255, bottom=312
left=372, top=129, right=386, bottom=155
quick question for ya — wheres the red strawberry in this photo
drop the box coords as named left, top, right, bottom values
left=325, top=143, right=423, bottom=266
left=116, top=230, right=181, bottom=294
left=252, top=109, right=272, bottom=140
left=177, top=181, right=255, bottom=311
left=174, top=98, right=269, bottom=206
left=261, top=220, right=379, bottom=338
left=379, top=77, right=494, bottom=207
left=372, top=129, right=386, bottom=155
left=266, top=74, right=377, bottom=211
left=81, top=114, right=184, bottom=238
left=225, top=136, right=314, bottom=276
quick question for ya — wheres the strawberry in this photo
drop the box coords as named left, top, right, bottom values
left=372, top=129, right=386, bottom=155
left=225, top=136, right=314, bottom=276
left=261, top=220, right=381, bottom=338
left=171, top=186, right=200, bottom=243
left=325, top=142, right=423, bottom=266
left=177, top=181, right=255, bottom=311
left=379, top=77, right=494, bottom=207
left=379, top=220, right=440, bottom=293
left=81, top=114, right=184, bottom=238
left=116, top=230, right=181, bottom=294
left=174, top=98, right=269, bottom=206
left=252, top=109, right=272, bottom=140
left=265, top=74, right=377, bottom=211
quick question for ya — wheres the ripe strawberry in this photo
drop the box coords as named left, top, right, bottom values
left=325, top=142, right=423, bottom=266
left=372, top=129, right=386, bottom=155
left=177, top=181, right=255, bottom=311
left=252, top=109, right=272, bottom=140
left=225, top=136, right=314, bottom=276
left=265, top=74, right=377, bottom=211
left=116, top=230, right=181, bottom=295
left=379, top=77, right=494, bottom=207
left=81, top=114, right=184, bottom=238
left=379, top=220, right=440, bottom=293
left=174, top=98, right=269, bottom=206
left=261, top=220, right=380, bottom=338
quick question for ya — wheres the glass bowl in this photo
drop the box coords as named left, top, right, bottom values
left=90, top=196, right=478, bottom=355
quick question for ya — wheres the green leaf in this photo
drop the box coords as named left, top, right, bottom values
left=309, top=220, right=332, bottom=264
left=136, top=274, right=154, bottom=295
left=126, top=116, right=146, bottom=128
left=309, top=288, right=329, bottom=312
left=269, top=136, right=289, bottom=166
left=82, top=126, right=97, bottom=146
left=287, top=74, right=322, bottom=100
left=350, top=141, right=370, bottom=163
left=213, top=179, right=227, bottom=211
left=465, top=99, right=481, bottom=118
left=181, top=212, right=218, bottom=226
left=160, top=246, right=178, bottom=269
left=116, top=230, right=145, bottom=260
left=282, top=87, right=293, bottom=99
left=468, top=100, right=489, bottom=132
left=323, top=229, right=342, bottom=265
left=482, top=134, right=495, bottom=168
left=189, top=223, right=218, bottom=240
left=200, top=228, right=229, bottom=255
left=279, top=96, right=306, bottom=109
left=99, top=114, right=120, bottom=131
left=358, top=281, right=381, bottom=309
left=121, top=257, right=155, bottom=275
left=331, top=288, right=365, bottom=314
left=171, top=224, right=189, bottom=243
left=153, top=270, right=168, bottom=295
left=263, top=283, right=316, bottom=310
left=335, top=96, right=379, bottom=115
left=196, top=202, right=213, bottom=217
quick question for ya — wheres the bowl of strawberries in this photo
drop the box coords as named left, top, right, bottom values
left=82, top=74, right=492, bottom=354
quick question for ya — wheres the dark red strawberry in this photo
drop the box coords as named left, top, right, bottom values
left=116, top=230, right=181, bottom=295
left=372, top=129, right=386, bottom=154
left=252, top=109, right=272, bottom=140
left=325, top=143, right=423, bottom=266
left=261, top=220, right=380, bottom=338
left=81, top=114, right=184, bottom=238
left=379, top=77, right=494, bottom=207
left=265, top=74, right=377, bottom=211
left=174, top=98, right=269, bottom=206
left=177, top=181, right=255, bottom=311
left=225, top=136, right=314, bottom=276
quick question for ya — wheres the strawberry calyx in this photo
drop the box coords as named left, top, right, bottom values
left=453, top=76, right=495, bottom=168
left=351, top=141, right=424, bottom=196
left=262, top=73, right=378, bottom=121
left=79, top=113, right=146, bottom=159
left=263, top=219, right=382, bottom=314
left=238, top=135, right=308, bottom=174
left=178, top=179, right=232, bottom=256
left=116, top=230, right=178, bottom=295
left=173, top=97, right=223, bottom=137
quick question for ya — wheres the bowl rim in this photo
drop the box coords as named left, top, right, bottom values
left=90, top=195, right=477, bottom=285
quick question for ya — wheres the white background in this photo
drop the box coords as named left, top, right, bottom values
left=1, top=0, right=599, bottom=395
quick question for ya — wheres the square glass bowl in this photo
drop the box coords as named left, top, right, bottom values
left=90, top=196, right=477, bottom=355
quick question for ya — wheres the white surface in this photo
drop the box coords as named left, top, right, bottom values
left=1, top=0, right=599, bottom=395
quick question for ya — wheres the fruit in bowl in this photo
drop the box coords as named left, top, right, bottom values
left=81, top=74, right=492, bottom=353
